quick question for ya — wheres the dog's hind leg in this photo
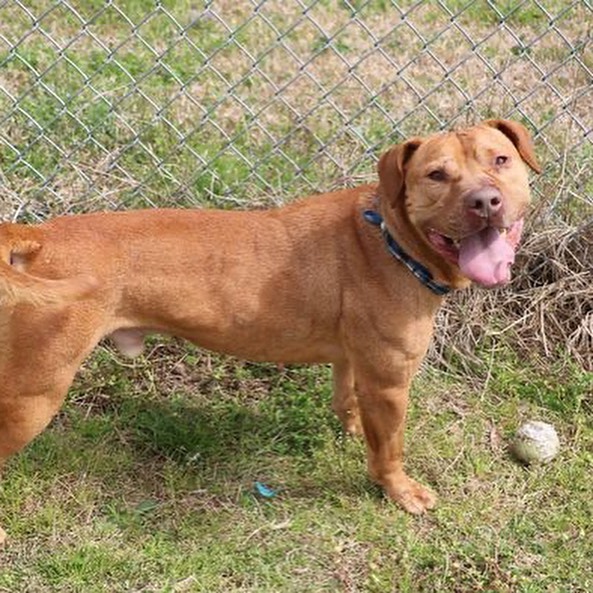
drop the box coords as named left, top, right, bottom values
left=0, top=390, right=67, bottom=463
left=0, top=377, right=74, bottom=545
left=0, top=306, right=103, bottom=544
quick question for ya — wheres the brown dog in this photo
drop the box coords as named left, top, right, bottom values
left=0, top=120, right=539, bottom=542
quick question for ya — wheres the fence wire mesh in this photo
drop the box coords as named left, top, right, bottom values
left=0, top=0, right=591, bottom=220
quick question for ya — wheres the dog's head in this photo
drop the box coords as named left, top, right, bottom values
left=378, top=119, right=541, bottom=287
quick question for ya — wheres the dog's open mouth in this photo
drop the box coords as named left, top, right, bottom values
left=427, top=218, right=524, bottom=287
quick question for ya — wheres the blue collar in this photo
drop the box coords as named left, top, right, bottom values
left=363, top=209, right=451, bottom=297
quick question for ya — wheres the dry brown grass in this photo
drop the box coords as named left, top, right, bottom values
left=431, top=219, right=593, bottom=371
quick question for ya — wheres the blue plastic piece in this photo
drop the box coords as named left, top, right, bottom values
left=254, top=481, right=277, bottom=498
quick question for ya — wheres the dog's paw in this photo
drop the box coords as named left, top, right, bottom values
left=385, top=474, right=437, bottom=514
left=0, top=526, right=6, bottom=546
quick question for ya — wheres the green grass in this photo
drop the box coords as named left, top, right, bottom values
left=1, top=343, right=591, bottom=592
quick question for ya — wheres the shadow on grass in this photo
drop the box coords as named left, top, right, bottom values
left=121, top=391, right=334, bottom=465
left=25, top=358, right=364, bottom=495
left=5, top=350, right=375, bottom=511
left=112, top=393, right=373, bottom=501
left=0, top=374, right=377, bottom=545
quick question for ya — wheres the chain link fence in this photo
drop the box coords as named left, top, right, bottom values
left=0, top=1, right=591, bottom=220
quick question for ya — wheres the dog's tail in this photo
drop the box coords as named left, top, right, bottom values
left=0, top=239, right=98, bottom=307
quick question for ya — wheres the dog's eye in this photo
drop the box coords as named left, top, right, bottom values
left=427, top=169, right=447, bottom=181
left=495, top=155, right=508, bottom=166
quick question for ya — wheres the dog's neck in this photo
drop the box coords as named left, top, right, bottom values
left=377, top=194, right=471, bottom=291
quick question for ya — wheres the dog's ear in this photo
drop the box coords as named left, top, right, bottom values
left=378, top=138, right=423, bottom=205
left=483, top=119, right=541, bottom=174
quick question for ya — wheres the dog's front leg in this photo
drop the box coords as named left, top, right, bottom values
left=331, top=360, right=362, bottom=436
left=356, top=372, right=436, bottom=514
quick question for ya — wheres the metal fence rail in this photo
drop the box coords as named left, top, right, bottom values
left=0, top=1, right=591, bottom=219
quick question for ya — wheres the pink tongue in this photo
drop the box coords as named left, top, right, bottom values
left=458, top=228, right=515, bottom=286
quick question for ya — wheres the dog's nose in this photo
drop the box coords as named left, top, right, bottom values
left=465, top=187, right=503, bottom=219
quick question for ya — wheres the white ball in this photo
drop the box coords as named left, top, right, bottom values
left=512, top=421, right=560, bottom=464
